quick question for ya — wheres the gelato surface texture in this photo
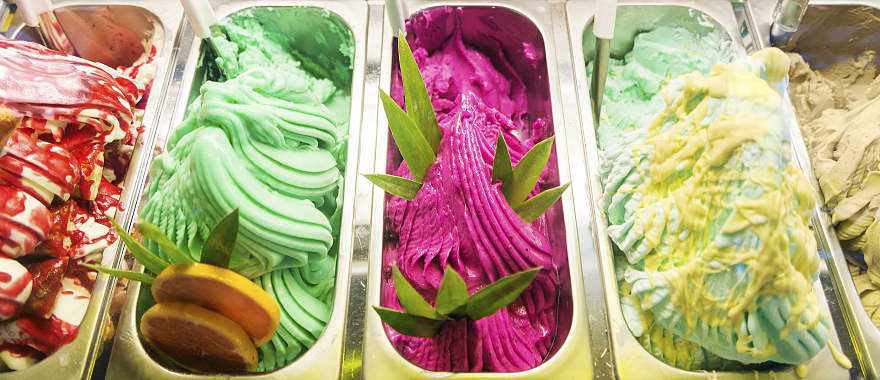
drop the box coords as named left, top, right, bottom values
left=787, top=50, right=880, bottom=326
left=379, top=6, right=569, bottom=373
left=595, top=25, right=831, bottom=370
left=140, top=8, right=352, bottom=372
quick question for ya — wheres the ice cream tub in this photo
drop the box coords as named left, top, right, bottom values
left=0, top=1, right=182, bottom=379
left=745, top=1, right=880, bottom=378
left=567, top=0, right=853, bottom=378
left=359, top=1, right=592, bottom=378
left=103, top=1, right=367, bottom=379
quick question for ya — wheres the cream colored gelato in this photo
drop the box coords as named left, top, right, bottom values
left=788, top=50, right=880, bottom=326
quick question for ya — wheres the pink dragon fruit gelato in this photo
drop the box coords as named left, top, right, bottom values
left=379, top=6, right=570, bottom=373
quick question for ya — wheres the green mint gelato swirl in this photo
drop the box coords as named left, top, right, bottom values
left=141, top=7, right=353, bottom=372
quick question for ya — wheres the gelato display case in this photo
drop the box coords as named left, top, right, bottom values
left=0, top=1, right=182, bottom=379
left=1, top=0, right=878, bottom=379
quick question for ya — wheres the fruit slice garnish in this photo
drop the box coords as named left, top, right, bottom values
left=140, top=302, right=257, bottom=373
left=151, top=263, right=280, bottom=346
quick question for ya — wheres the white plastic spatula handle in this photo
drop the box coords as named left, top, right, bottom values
left=387, top=0, right=409, bottom=36
left=18, top=0, right=53, bottom=27
left=179, top=0, right=217, bottom=39
left=594, top=0, right=618, bottom=40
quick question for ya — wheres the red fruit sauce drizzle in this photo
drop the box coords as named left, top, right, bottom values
left=0, top=37, right=156, bottom=364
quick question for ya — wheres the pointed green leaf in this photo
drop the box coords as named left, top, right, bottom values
left=435, top=267, right=469, bottom=316
left=392, top=266, right=442, bottom=319
left=201, top=209, right=239, bottom=268
left=397, top=35, right=441, bottom=153
left=492, top=134, right=513, bottom=182
left=373, top=306, right=446, bottom=338
left=364, top=174, right=421, bottom=200
left=137, top=222, right=194, bottom=265
left=112, top=220, right=169, bottom=275
left=466, top=267, right=541, bottom=320
left=82, top=263, right=155, bottom=284
left=513, top=183, right=570, bottom=224
left=503, top=137, right=555, bottom=207
left=380, top=90, right=436, bottom=182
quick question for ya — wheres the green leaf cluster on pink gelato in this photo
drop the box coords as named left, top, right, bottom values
left=376, top=6, right=570, bottom=373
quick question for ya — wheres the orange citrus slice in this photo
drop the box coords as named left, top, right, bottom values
left=140, top=302, right=258, bottom=373
left=152, top=263, right=280, bottom=346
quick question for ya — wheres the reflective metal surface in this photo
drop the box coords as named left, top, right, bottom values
left=3, top=1, right=182, bottom=379
left=748, top=1, right=880, bottom=378
left=356, top=1, right=593, bottom=379
left=567, top=1, right=852, bottom=378
left=104, top=1, right=368, bottom=379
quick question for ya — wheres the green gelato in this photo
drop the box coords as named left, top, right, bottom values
left=140, top=7, right=353, bottom=371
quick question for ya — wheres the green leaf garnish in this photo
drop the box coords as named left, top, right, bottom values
left=380, top=90, right=436, bottom=183
left=112, top=220, right=169, bottom=275
left=201, top=209, right=239, bottom=269
left=373, top=306, right=446, bottom=338
left=513, top=183, right=571, bottom=224
left=137, top=222, right=193, bottom=265
left=82, top=263, right=155, bottom=285
left=502, top=137, right=555, bottom=207
left=466, top=267, right=541, bottom=320
left=435, top=267, right=469, bottom=317
left=374, top=265, right=540, bottom=338
left=492, top=134, right=513, bottom=182
left=364, top=174, right=421, bottom=200
left=397, top=34, right=441, bottom=153
left=393, top=266, right=442, bottom=319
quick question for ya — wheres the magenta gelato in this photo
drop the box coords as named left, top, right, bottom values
left=379, top=6, right=569, bottom=372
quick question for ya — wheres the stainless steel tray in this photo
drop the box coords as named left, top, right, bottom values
left=746, top=1, right=880, bottom=378
left=358, top=2, right=592, bottom=379
left=3, top=1, right=182, bottom=379
left=104, top=1, right=368, bottom=379
left=566, top=1, right=852, bottom=378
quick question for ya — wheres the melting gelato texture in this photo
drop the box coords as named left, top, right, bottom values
left=380, top=7, right=568, bottom=373
left=595, top=26, right=831, bottom=370
left=140, top=8, right=352, bottom=371
left=787, top=51, right=880, bottom=326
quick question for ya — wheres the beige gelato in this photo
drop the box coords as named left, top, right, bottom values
left=788, top=50, right=880, bottom=325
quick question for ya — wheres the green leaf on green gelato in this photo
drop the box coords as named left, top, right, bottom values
left=393, top=266, right=442, bottom=319
left=513, top=183, right=571, bottom=224
left=466, top=267, right=541, bottom=320
left=380, top=90, right=436, bottom=183
left=492, top=134, right=513, bottom=183
left=82, top=263, right=155, bottom=284
left=373, top=306, right=446, bottom=338
left=502, top=137, right=555, bottom=207
left=113, top=220, right=169, bottom=275
left=397, top=34, right=441, bottom=154
left=201, top=209, right=239, bottom=269
left=363, top=174, right=421, bottom=200
left=137, top=222, right=193, bottom=265
left=435, top=267, right=469, bottom=316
